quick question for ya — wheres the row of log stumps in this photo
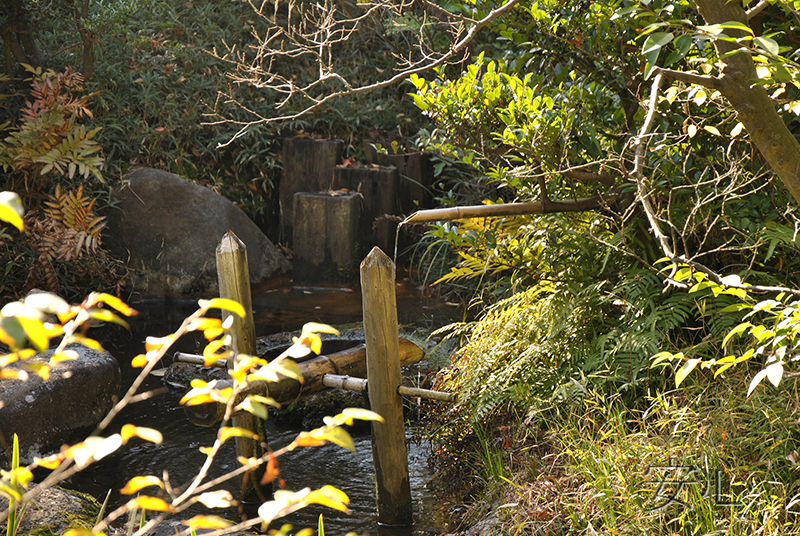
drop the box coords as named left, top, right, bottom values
left=281, top=137, right=434, bottom=283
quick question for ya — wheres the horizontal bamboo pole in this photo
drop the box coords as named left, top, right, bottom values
left=322, top=374, right=457, bottom=402
left=174, top=353, right=226, bottom=368
left=184, top=337, right=425, bottom=426
left=402, top=196, right=605, bottom=224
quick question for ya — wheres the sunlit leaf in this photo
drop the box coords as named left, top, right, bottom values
left=747, top=368, right=769, bottom=396
left=723, top=322, right=753, bottom=347
left=33, top=453, right=62, bottom=470
left=131, top=354, right=148, bottom=368
left=62, top=529, right=97, bottom=536
left=182, top=515, right=234, bottom=529
left=219, top=426, right=259, bottom=443
left=291, top=432, right=327, bottom=448
left=23, top=292, right=70, bottom=316
left=765, top=361, right=784, bottom=387
left=196, top=490, right=235, bottom=509
left=703, top=125, right=720, bottom=136
left=126, top=496, right=173, bottom=512
left=329, top=408, right=385, bottom=427
left=91, top=293, right=138, bottom=317
left=121, top=424, right=163, bottom=445
left=66, top=435, right=122, bottom=467
left=145, top=335, right=171, bottom=352
left=120, top=475, right=165, bottom=495
left=69, top=334, right=103, bottom=351
left=730, top=122, right=744, bottom=137
left=49, top=350, right=78, bottom=365
left=301, top=323, right=340, bottom=336
left=198, top=298, right=246, bottom=318
left=675, top=358, right=701, bottom=387
left=260, top=450, right=280, bottom=485
left=86, top=308, right=130, bottom=330
left=687, top=124, right=697, bottom=138
left=0, top=191, right=24, bottom=231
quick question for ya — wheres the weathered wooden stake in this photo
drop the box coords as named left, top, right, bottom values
left=216, top=231, right=265, bottom=500
left=361, top=247, right=413, bottom=526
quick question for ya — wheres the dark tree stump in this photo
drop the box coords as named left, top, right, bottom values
left=280, top=138, right=343, bottom=244
left=362, top=140, right=434, bottom=214
left=333, top=165, right=400, bottom=256
left=293, top=191, right=361, bottom=282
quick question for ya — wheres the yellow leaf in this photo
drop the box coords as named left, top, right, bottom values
left=301, top=322, right=340, bottom=336
left=62, top=529, right=97, bottom=536
left=91, top=293, right=138, bottom=317
left=181, top=515, right=234, bottom=530
left=203, top=339, right=226, bottom=360
left=756, top=65, right=770, bottom=79
left=34, top=453, right=63, bottom=470
left=23, top=292, right=70, bottom=316
left=195, top=490, right=235, bottom=509
left=187, top=317, right=222, bottom=332
left=131, top=354, right=148, bottom=368
left=198, top=298, right=246, bottom=318
left=120, top=475, right=165, bottom=495
left=121, top=424, right=163, bottom=445
left=126, top=496, right=173, bottom=512
left=291, top=432, right=327, bottom=448
left=0, top=192, right=24, bottom=231
left=687, top=124, right=697, bottom=138
left=703, top=125, right=721, bottom=136
left=70, top=334, right=103, bottom=351
left=693, top=89, right=707, bottom=106
left=730, top=122, right=744, bottom=137
left=86, top=308, right=130, bottom=330
left=305, top=486, right=351, bottom=514
left=219, top=426, right=259, bottom=443
left=0, top=369, right=27, bottom=380
left=49, top=350, right=78, bottom=365
left=664, top=86, right=679, bottom=105
left=145, top=335, right=171, bottom=352
left=180, top=390, right=216, bottom=406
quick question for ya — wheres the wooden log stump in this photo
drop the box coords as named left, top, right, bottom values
left=333, top=165, right=400, bottom=256
left=362, top=141, right=434, bottom=214
left=293, top=191, right=361, bottom=283
left=216, top=231, right=265, bottom=502
left=280, top=138, right=343, bottom=244
left=361, top=247, right=412, bottom=526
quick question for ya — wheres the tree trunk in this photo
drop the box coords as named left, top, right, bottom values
left=695, top=0, right=800, bottom=204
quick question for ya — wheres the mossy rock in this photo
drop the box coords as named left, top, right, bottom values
left=0, top=488, right=100, bottom=536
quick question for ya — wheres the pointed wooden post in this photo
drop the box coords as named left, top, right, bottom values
left=361, top=247, right=413, bottom=526
left=216, top=231, right=265, bottom=501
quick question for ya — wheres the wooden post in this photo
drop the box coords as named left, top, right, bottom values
left=361, top=247, right=413, bottom=526
left=216, top=231, right=265, bottom=501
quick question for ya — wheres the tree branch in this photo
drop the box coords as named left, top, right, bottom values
left=746, top=0, right=771, bottom=20
left=631, top=72, right=800, bottom=296
left=652, top=67, right=723, bottom=91
left=210, top=0, right=524, bottom=146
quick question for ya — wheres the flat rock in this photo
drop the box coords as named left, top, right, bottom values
left=0, top=487, right=99, bottom=535
left=103, top=167, right=290, bottom=297
left=0, top=344, right=120, bottom=464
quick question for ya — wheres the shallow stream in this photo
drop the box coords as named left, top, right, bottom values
left=65, top=275, right=460, bottom=535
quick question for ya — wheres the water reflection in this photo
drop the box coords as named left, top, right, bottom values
left=66, top=277, right=457, bottom=535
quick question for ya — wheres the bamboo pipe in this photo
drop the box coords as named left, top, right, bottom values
left=184, top=337, right=425, bottom=426
left=322, top=374, right=457, bottom=402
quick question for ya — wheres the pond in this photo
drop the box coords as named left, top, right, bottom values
left=65, top=274, right=460, bottom=535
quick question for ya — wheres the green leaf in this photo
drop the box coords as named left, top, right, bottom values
left=642, top=32, right=674, bottom=56
left=753, top=36, right=779, bottom=56
left=723, top=322, right=753, bottom=347
left=675, top=358, right=701, bottom=387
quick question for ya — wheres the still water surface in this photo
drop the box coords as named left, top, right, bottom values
left=67, top=277, right=458, bottom=535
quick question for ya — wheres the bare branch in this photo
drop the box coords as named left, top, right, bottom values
left=210, top=0, right=524, bottom=146
left=746, top=0, right=771, bottom=20
left=653, top=67, right=723, bottom=91
left=631, top=74, right=800, bottom=296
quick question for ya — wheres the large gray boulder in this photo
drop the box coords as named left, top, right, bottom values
left=104, top=168, right=290, bottom=297
left=0, top=345, right=120, bottom=464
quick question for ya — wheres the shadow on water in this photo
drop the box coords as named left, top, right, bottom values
left=65, top=274, right=460, bottom=535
